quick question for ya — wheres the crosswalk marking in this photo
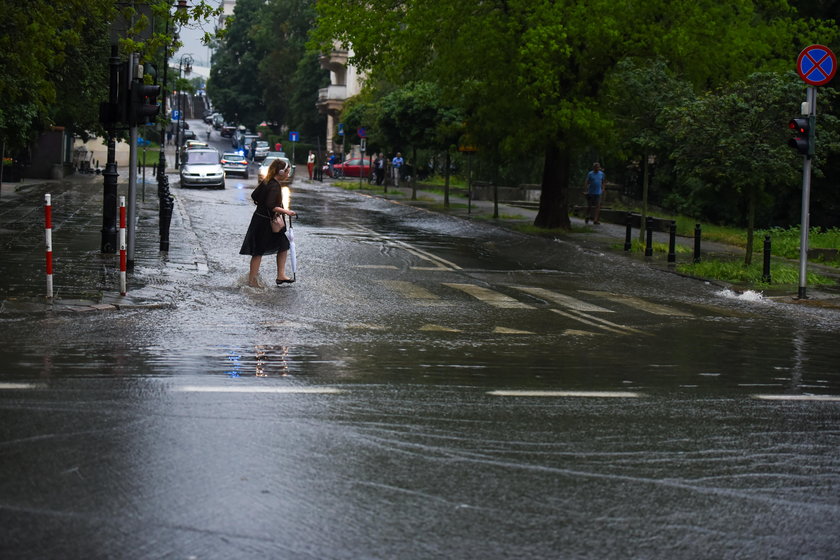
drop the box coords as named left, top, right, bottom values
left=551, top=308, right=645, bottom=335
left=383, top=280, right=440, bottom=299
left=443, top=283, right=534, bottom=309
left=580, top=290, right=692, bottom=317
left=419, top=323, right=462, bottom=332
left=514, top=286, right=612, bottom=312
left=493, top=326, right=535, bottom=334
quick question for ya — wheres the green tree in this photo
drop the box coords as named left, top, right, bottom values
left=603, top=58, right=694, bottom=240
left=311, top=0, right=837, bottom=229
left=667, top=72, right=840, bottom=265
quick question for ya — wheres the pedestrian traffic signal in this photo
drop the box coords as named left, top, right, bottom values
left=788, top=116, right=814, bottom=157
left=129, top=81, right=161, bottom=126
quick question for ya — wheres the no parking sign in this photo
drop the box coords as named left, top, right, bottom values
left=796, top=45, right=837, bottom=86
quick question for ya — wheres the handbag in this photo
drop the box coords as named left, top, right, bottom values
left=270, top=212, right=285, bottom=233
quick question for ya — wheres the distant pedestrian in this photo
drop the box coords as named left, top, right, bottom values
left=391, top=152, right=404, bottom=187
left=240, top=158, right=297, bottom=287
left=307, top=150, right=315, bottom=180
left=275, top=142, right=281, bottom=152
left=583, top=162, right=605, bottom=225
left=328, top=151, right=337, bottom=177
left=374, top=153, right=385, bottom=185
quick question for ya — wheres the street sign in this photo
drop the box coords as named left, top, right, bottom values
left=796, top=45, right=837, bottom=86
left=171, top=109, right=181, bottom=121
left=289, top=131, right=299, bottom=142
left=360, top=138, right=367, bottom=152
left=357, top=127, right=367, bottom=138
left=338, top=123, right=345, bottom=136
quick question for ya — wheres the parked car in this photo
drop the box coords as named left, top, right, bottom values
left=333, top=156, right=373, bottom=178
left=258, top=155, right=294, bottom=182
left=180, top=148, right=225, bottom=189
left=221, top=152, right=250, bottom=179
left=253, top=140, right=270, bottom=161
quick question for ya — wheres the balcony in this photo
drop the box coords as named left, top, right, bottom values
left=319, top=49, right=349, bottom=73
left=316, top=85, right=348, bottom=115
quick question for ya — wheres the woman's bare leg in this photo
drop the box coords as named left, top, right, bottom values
left=276, top=250, right=291, bottom=281
left=248, top=256, right=262, bottom=286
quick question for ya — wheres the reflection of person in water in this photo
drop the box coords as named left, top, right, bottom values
left=255, top=345, right=290, bottom=377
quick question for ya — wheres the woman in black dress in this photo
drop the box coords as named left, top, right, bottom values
left=240, top=158, right=297, bottom=287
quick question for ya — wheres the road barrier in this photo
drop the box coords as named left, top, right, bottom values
left=44, top=194, right=53, bottom=299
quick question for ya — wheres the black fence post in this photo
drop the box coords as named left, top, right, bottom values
left=693, top=223, right=702, bottom=263
left=645, top=217, right=654, bottom=257
left=624, top=213, right=633, bottom=251
left=667, top=221, right=677, bottom=263
left=762, top=235, right=772, bottom=284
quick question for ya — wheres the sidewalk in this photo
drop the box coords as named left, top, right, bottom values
left=319, top=176, right=840, bottom=310
left=0, top=144, right=203, bottom=314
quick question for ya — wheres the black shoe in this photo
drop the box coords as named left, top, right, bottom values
left=276, top=278, right=294, bottom=285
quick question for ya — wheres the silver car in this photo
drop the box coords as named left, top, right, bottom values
left=180, top=148, right=225, bottom=189
left=258, top=155, right=294, bottom=182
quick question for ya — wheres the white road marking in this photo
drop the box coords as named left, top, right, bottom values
left=493, top=326, right=535, bottom=334
left=0, top=383, right=39, bottom=390
left=353, top=225, right=462, bottom=270
left=580, top=290, right=692, bottom=316
left=444, top=283, right=534, bottom=309
left=419, top=323, right=462, bottom=332
left=752, top=394, right=840, bottom=402
left=383, top=280, right=440, bottom=300
left=174, top=386, right=344, bottom=394
left=488, top=390, right=644, bottom=398
left=514, top=287, right=613, bottom=312
left=550, top=308, right=644, bottom=335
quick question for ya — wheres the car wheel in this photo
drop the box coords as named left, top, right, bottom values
left=243, top=171, right=249, bottom=180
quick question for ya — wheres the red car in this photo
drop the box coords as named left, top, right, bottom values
left=333, top=156, right=373, bottom=178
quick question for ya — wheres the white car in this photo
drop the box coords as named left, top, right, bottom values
left=180, top=148, right=225, bottom=189
left=258, top=155, right=294, bottom=182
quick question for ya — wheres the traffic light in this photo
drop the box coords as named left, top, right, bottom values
left=788, top=116, right=814, bottom=157
left=129, top=80, right=161, bottom=126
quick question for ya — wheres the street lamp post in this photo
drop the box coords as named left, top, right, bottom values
left=156, top=0, right=189, bottom=252
left=174, top=53, right=193, bottom=170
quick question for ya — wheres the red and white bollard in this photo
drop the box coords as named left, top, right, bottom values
left=119, top=196, right=127, bottom=295
left=44, top=194, right=53, bottom=299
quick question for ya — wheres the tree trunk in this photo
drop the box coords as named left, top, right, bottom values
left=534, top=142, right=571, bottom=229
left=744, top=184, right=756, bottom=266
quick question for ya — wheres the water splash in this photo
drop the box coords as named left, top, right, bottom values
left=716, top=289, right=768, bottom=303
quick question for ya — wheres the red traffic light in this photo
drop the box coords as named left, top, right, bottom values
left=788, top=117, right=813, bottom=156
left=789, top=118, right=808, bottom=134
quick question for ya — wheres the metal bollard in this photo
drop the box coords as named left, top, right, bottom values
left=157, top=174, right=174, bottom=252
left=645, top=217, right=654, bottom=257
left=693, top=223, right=702, bottom=263
left=624, top=213, right=632, bottom=251
left=762, top=235, right=772, bottom=283
left=667, top=221, right=676, bottom=263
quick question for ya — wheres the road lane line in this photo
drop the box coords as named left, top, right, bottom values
left=752, top=394, right=840, bottom=402
left=353, top=225, right=462, bottom=270
left=514, top=286, right=613, bottom=312
left=0, top=383, right=40, bottom=390
left=419, top=324, right=462, bottom=332
left=488, top=390, right=644, bottom=398
left=443, top=283, right=534, bottom=309
left=174, top=386, right=344, bottom=394
left=550, top=308, right=644, bottom=335
left=579, top=290, right=692, bottom=316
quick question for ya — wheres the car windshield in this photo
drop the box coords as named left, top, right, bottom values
left=223, top=154, right=245, bottom=162
left=185, top=151, right=219, bottom=164
left=256, top=141, right=269, bottom=148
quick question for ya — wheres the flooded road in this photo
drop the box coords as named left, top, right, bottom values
left=1, top=172, right=839, bottom=558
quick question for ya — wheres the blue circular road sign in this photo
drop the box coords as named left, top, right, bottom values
left=796, top=45, right=837, bottom=86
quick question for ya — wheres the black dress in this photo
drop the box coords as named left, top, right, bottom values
left=239, top=179, right=290, bottom=256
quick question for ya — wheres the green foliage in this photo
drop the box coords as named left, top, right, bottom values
left=677, top=260, right=834, bottom=287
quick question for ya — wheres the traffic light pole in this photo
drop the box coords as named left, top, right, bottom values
left=797, top=86, right=816, bottom=299
left=127, top=53, right=139, bottom=270
left=101, top=45, right=120, bottom=254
